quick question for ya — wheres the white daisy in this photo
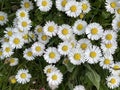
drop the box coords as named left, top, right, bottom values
left=43, top=21, right=58, bottom=37
left=80, top=0, right=91, bottom=13
left=23, top=48, right=34, bottom=61
left=0, top=11, right=8, bottom=25
left=4, top=27, right=15, bottom=38
left=85, top=22, right=103, bottom=40
left=69, top=37, right=77, bottom=48
left=38, top=33, right=50, bottom=44
left=9, top=34, right=24, bottom=49
left=8, top=57, right=19, bottom=66
left=28, top=31, right=36, bottom=42
left=76, top=38, right=92, bottom=51
left=85, top=45, right=102, bottom=64
left=68, top=48, right=85, bottom=65
left=9, top=76, right=17, bottom=84
left=34, top=25, right=43, bottom=35
left=21, top=0, right=33, bottom=11
left=106, top=75, right=120, bottom=89
left=31, top=42, right=45, bottom=56
left=112, top=16, right=120, bottom=32
left=0, top=37, right=9, bottom=44
left=101, top=30, right=117, bottom=43
left=65, top=1, right=82, bottom=18
left=22, top=31, right=30, bottom=43
left=36, top=0, right=52, bottom=12
left=44, top=47, right=61, bottom=64
left=47, top=70, right=63, bottom=86
left=15, top=69, right=31, bottom=84
left=48, top=83, right=59, bottom=90
left=0, top=49, right=4, bottom=59
left=115, top=7, right=120, bottom=16
left=73, top=85, right=86, bottom=90
left=16, top=9, right=29, bottom=19
left=58, top=41, right=72, bottom=55
left=72, top=19, right=87, bottom=35
left=58, top=24, right=72, bottom=41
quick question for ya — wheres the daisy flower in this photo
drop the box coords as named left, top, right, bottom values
left=0, top=11, right=8, bottom=25
left=73, top=85, right=86, bottom=90
left=43, top=21, right=58, bottom=37
left=22, top=32, right=29, bottom=43
left=69, top=37, right=77, bottom=48
left=0, top=49, right=4, bottom=59
left=85, top=22, right=103, bottom=40
left=76, top=38, right=92, bottom=51
left=112, top=16, right=120, bottom=32
left=34, top=25, right=43, bottom=35
left=80, top=0, right=91, bottom=13
left=56, top=0, right=69, bottom=11
left=9, top=76, right=17, bottom=84
left=47, top=70, right=63, bottom=86
left=72, top=19, right=87, bottom=35
left=58, top=41, right=72, bottom=55
left=36, top=0, right=52, bottom=12
left=115, top=7, right=120, bottom=16
left=68, top=48, right=85, bottom=65
left=85, top=45, right=102, bottom=64
left=4, top=27, right=14, bottom=38
left=9, top=34, right=24, bottom=49
left=16, top=9, right=29, bottom=19
left=15, top=69, right=31, bottom=84
left=28, top=31, right=36, bottom=42
left=21, top=0, right=33, bottom=11
left=23, top=48, right=34, bottom=61
left=38, top=33, right=50, bottom=44
left=0, top=37, right=9, bottom=43
left=101, top=30, right=117, bottom=43
left=65, top=1, right=81, bottom=18
left=58, top=24, right=72, bottom=41
left=48, top=83, right=58, bottom=90
left=106, top=75, right=120, bottom=89
left=8, top=57, right=19, bottom=66
left=44, top=47, right=61, bottom=64
left=31, top=42, right=45, bottom=56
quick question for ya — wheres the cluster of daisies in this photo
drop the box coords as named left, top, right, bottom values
left=0, top=0, right=120, bottom=90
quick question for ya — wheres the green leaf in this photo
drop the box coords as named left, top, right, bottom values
left=65, top=62, right=76, bottom=72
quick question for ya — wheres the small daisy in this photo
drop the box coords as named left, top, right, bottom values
left=115, top=7, right=120, bottom=16
left=17, top=18, right=32, bottom=31
left=101, top=30, right=117, bottom=43
left=0, top=11, right=8, bottom=25
left=56, top=0, right=69, bottom=11
left=58, top=41, right=72, bottom=55
left=48, top=83, right=58, bottom=90
left=73, top=85, right=86, bottom=90
left=112, top=16, right=120, bottom=32
left=8, top=57, right=19, bottom=66
left=9, top=34, right=24, bottom=49
left=80, top=0, right=91, bottom=13
left=36, top=0, right=52, bottom=12
left=69, top=37, right=77, bottom=48
left=68, top=48, right=85, bottom=65
left=38, top=33, right=50, bottom=44
left=72, top=19, right=87, bottom=35
left=99, top=54, right=114, bottom=69
left=106, top=75, right=120, bottom=89
left=58, top=24, right=72, bottom=41
left=0, top=37, right=9, bottom=43
left=21, top=0, right=33, bottom=11
left=76, top=38, right=92, bottom=51
left=31, top=42, right=45, bottom=56
left=22, top=32, right=29, bottom=43
left=47, top=70, right=63, bottom=86
left=85, top=45, right=102, bottom=64
left=15, top=69, right=31, bottom=84
left=85, top=22, right=103, bottom=40
left=65, top=1, right=82, bottom=18
left=44, top=47, right=61, bottom=64
left=28, top=31, right=36, bottom=42
left=23, top=48, right=34, bottom=61
left=44, top=65, right=58, bottom=75
left=34, top=25, right=43, bottom=35
left=43, top=21, right=58, bottom=37
left=16, top=9, right=29, bottom=19
left=9, top=76, right=17, bottom=84
left=4, top=27, right=14, bottom=38
left=0, top=49, right=4, bottom=59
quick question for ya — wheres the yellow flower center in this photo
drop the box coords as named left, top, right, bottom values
left=63, top=59, right=69, bottom=64
left=117, top=8, right=120, bottom=14
left=5, top=47, right=10, bottom=52
left=0, top=51, right=2, bottom=56
left=0, top=15, right=5, bottom=21
left=9, top=58, right=15, bottom=64
left=27, top=51, right=32, bottom=56
left=61, top=0, right=67, bottom=7
left=42, top=0, right=48, bottom=6
left=13, top=38, right=20, bottom=44
left=82, top=3, right=88, bottom=10
left=90, top=51, right=97, bottom=58
left=20, top=12, right=25, bottom=17
left=104, top=59, right=110, bottom=64
left=31, top=33, right=35, bottom=39
left=49, top=52, right=56, bottom=59
left=77, top=24, right=83, bottom=31
left=74, top=53, right=81, bottom=60
left=35, top=46, right=41, bottom=52
left=113, top=65, right=120, bottom=70
left=22, top=21, right=27, bottom=27
left=62, top=29, right=69, bottom=35
left=110, top=2, right=117, bottom=8
left=79, top=13, right=84, bottom=19
left=47, top=68, right=51, bottom=73
left=106, top=34, right=112, bottom=40
left=62, top=45, right=68, bottom=51
left=70, top=5, right=77, bottom=12
left=41, top=35, right=47, bottom=41
left=24, top=2, right=30, bottom=8
left=110, top=78, right=116, bottom=84
left=10, top=78, right=16, bottom=84
left=7, top=31, right=13, bottom=36
left=20, top=73, right=27, bottom=79
left=105, top=43, right=112, bottom=48
left=48, top=26, right=54, bottom=32
left=81, top=43, right=87, bottom=50
left=4, top=38, right=9, bottom=42
left=52, top=74, right=58, bottom=80
left=23, top=34, right=28, bottom=40
left=37, top=27, right=42, bottom=33
left=91, top=28, right=98, bottom=35
left=71, top=42, right=75, bottom=48
left=117, top=22, right=120, bottom=28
